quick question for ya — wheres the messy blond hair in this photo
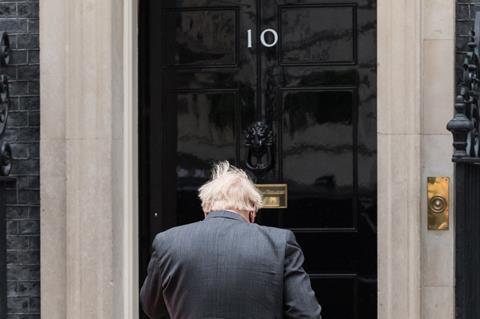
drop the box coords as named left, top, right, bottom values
left=198, top=161, right=263, bottom=213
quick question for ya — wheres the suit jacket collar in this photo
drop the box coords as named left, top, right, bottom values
left=205, top=210, right=247, bottom=223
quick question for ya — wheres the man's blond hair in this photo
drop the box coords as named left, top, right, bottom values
left=198, top=161, right=263, bottom=213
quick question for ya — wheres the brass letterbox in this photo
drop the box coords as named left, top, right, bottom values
left=256, top=184, right=288, bottom=209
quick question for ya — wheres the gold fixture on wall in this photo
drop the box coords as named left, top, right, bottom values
left=427, top=177, right=449, bottom=230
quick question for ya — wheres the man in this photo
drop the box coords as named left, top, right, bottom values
left=140, top=161, right=322, bottom=318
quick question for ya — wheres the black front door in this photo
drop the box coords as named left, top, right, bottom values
left=139, top=0, right=377, bottom=318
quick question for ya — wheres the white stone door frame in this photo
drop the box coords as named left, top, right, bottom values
left=377, top=0, right=423, bottom=317
left=40, top=0, right=139, bottom=317
left=40, top=0, right=423, bottom=318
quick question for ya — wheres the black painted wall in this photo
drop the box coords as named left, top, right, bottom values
left=0, top=0, right=39, bottom=318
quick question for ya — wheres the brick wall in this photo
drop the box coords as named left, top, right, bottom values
left=457, top=1, right=479, bottom=83
left=0, top=0, right=39, bottom=318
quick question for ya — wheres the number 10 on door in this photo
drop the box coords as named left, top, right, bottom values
left=247, top=29, right=279, bottom=48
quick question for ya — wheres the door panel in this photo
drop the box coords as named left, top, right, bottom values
left=165, top=8, right=239, bottom=67
left=280, top=89, right=356, bottom=229
left=279, top=4, right=356, bottom=64
left=312, top=277, right=357, bottom=318
left=140, top=0, right=376, bottom=318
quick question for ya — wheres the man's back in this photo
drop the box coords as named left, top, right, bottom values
left=140, top=210, right=322, bottom=319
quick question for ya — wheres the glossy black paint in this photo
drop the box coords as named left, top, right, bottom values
left=139, top=1, right=377, bottom=318
left=455, top=163, right=480, bottom=319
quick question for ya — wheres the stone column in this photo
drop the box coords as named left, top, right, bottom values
left=420, top=0, right=455, bottom=318
left=377, top=0, right=422, bottom=318
left=40, top=0, right=67, bottom=316
left=40, top=0, right=138, bottom=318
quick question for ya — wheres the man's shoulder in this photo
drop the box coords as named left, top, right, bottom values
left=254, top=223, right=288, bottom=233
left=251, top=223, right=292, bottom=241
left=152, top=220, right=293, bottom=247
left=152, top=221, right=203, bottom=244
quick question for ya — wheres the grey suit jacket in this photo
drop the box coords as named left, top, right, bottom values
left=140, top=210, right=322, bottom=319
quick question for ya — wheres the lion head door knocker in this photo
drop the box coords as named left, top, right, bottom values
left=244, top=121, right=274, bottom=175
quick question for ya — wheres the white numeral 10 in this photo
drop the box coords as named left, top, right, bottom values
left=247, top=28, right=279, bottom=48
